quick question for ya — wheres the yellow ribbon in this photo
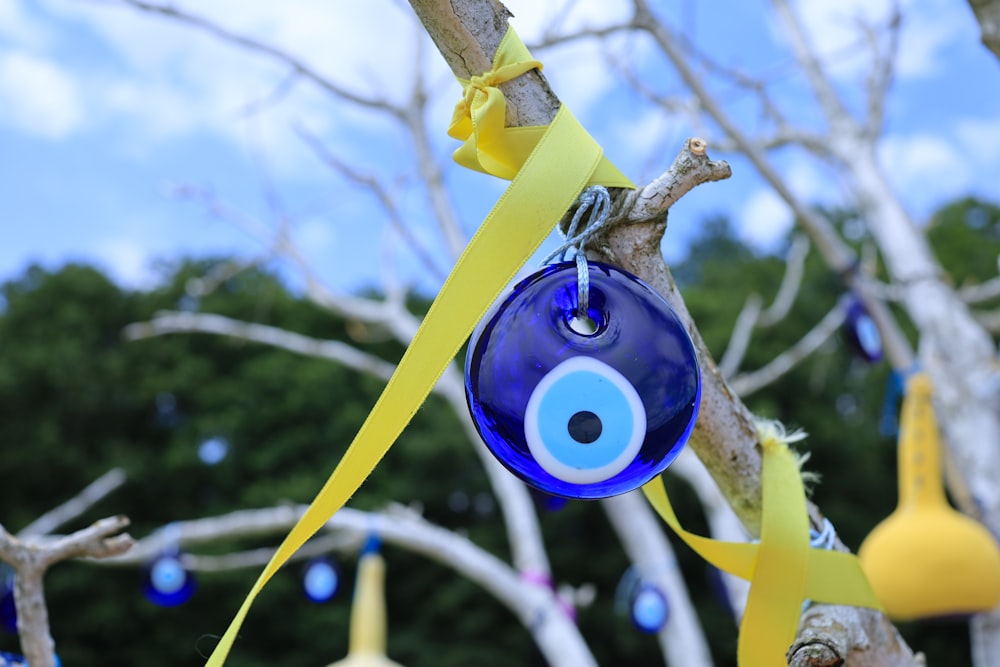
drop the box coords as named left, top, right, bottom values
left=448, top=27, right=633, bottom=188
left=204, top=31, right=631, bottom=664
left=642, top=427, right=882, bottom=666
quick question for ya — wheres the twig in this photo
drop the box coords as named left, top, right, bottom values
left=862, top=2, right=902, bottom=138
left=761, top=234, right=811, bottom=325
left=729, top=303, right=846, bottom=397
left=124, top=311, right=398, bottom=382
left=115, top=0, right=404, bottom=116
left=1, top=516, right=134, bottom=667
left=960, top=274, right=1000, bottom=304
left=720, top=235, right=810, bottom=378
left=295, top=125, right=450, bottom=282
left=18, top=468, right=127, bottom=538
left=718, top=294, right=764, bottom=378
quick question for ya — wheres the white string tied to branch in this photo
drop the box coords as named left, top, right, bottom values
left=542, top=185, right=613, bottom=320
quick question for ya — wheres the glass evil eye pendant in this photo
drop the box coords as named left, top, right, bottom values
left=465, top=261, right=700, bottom=499
left=141, top=551, right=197, bottom=607
left=842, top=295, right=883, bottom=364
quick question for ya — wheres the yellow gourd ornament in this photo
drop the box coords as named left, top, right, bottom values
left=326, top=547, right=404, bottom=667
left=859, top=372, right=1000, bottom=620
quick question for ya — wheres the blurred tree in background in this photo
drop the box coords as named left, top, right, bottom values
left=2, top=196, right=998, bottom=666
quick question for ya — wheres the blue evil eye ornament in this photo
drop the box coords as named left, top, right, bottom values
left=465, top=261, right=700, bottom=499
left=630, top=582, right=670, bottom=633
left=302, top=557, right=340, bottom=603
left=842, top=295, right=883, bottom=363
left=141, top=552, right=197, bottom=607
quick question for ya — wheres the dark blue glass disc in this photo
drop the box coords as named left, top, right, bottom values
left=465, top=261, right=700, bottom=499
left=141, top=553, right=196, bottom=607
left=0, top=584, right=16, bottom=634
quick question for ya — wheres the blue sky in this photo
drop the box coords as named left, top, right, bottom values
left=2, top=0, right=999, bottom=297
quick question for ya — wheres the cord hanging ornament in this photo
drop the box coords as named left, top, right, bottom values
left=465, top=188, right=700, bottom=499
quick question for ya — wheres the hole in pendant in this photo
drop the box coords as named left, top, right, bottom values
left=569, top=315, right=598, bottom=335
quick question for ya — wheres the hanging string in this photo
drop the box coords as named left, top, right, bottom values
left=541, top=185, right=612, bottom=319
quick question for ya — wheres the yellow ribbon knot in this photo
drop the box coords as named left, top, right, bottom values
left=448, top=27, right=633, bottom=188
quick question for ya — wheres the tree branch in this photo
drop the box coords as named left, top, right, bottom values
left=106, top=504, right=596, bottom=667
left=1, top=515, right=133, bottom=667
left=124, top=311, right=399, bottom=382
left=969, top=0, right=1000, bottom=61
left=115, top=0, right=404, bottom=115
left=295, top=124, right=451, bottom=282
left=718, top=293, right=764, bottom=378
left=17, top=468, right=126, bottom=538
left=729, top=303, right=846, bottom=397
left=716, top=234, right=809, bottom=380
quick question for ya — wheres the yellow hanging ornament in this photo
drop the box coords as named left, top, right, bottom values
left=859, top=372, right=1000, bottom=620
left=326, top=547, right=403, bottom=667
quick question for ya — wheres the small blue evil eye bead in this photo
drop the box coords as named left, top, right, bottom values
left=630, top=583, right=669, bottom=633
left=465, top=261, right=700, bottom=499
left=302, top=557, right=340, bottom=603
left=843, top=295, right=883, bottom=363
left=142, top=552, right=197, bottom=607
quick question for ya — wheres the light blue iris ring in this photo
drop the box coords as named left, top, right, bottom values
left=524, top=356, right=646, bottom=484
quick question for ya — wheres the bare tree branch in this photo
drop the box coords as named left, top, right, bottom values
left=761, top=234, right=811, bottom=325
left=729, top=303, right=846, bottom=397
left=124, top=311, right=399, bottom=382
left=295, top=124, right=451, bottom=282
left=123, top=307, right=558, bottom=592
left=115, top=0, right=405, bottom=116
left=629, top=0, right=916, bottom=380
left=18, top=468, right=126, bottom=539
left=862, top=3, right=902, bottom=138
left=721, top=235, right=811, bottom=378
left=1, top=515, right=134, bottom=667
left=172, top=184, right=415, bottom=332
left=960, top=274, right=1000, bottom=304
left=718, top=294, right=764, bottom=378
left=106, top=504, right=597, bottom=667
left=615, top=137, right=732, bottom=225
left=968, top=0, right=1000, bottom=60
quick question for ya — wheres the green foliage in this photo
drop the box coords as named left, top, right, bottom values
left=2, top=196, right=998, bottom=666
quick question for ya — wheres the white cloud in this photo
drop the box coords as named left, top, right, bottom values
left=879, top=133, right=969, bottom=199
left=894, top=1, right=971, bottom=78
left=738, top=188, right=793, bottom=252
left=784, top=0, right=965, bottom=80
left=295, top=217, right=336, bottom=253
left=0, top=0, right=49, bottom=48
left=0, top=51, right=83, bottom=139
left=33, top=0, right=442, bottom=173
left=92, top=237, right=155, bottom=288
left=956, top=117, right=1000, bottom=167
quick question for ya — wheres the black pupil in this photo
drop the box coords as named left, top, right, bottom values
left=567, top=411, right=602, bottom=444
